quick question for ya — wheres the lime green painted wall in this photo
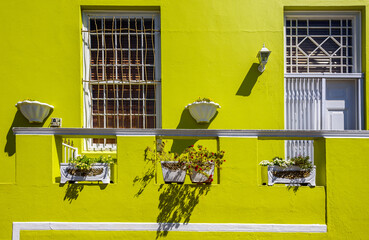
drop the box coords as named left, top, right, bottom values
left=1, top=135, right=326, bottom=240
left=1, top=0, right=369, bottom=239
left=3, top=135, right=369, bottom=239
left=325, top=138, right=369, bottom=239
left=0, top=0, right=368, bottom=182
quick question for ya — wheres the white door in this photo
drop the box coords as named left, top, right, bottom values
left=324, top=80, right=357, bottom=130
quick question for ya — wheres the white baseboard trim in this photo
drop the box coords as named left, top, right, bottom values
left=13, top=222, right=327, bottom=240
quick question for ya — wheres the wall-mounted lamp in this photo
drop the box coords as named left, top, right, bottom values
left=257, top=44, right=271, bottom=73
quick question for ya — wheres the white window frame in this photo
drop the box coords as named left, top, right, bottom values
left=82, top=11, right=161, bottom=151
left=284, top=11, right=361, bottom=74
left=284, top=11, right=363, bottom=161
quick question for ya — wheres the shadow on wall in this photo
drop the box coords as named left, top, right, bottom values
left=62, top=183, right=107, bottom=203
left=236, top=63, right=261, bottom=96
left=63, top=184, right=84, bottom=203
left=170, top=109, right=217, bottom=154
left=4, top=111, right=43, bottom=156
left=132, top=147, right=156, bottom=197
left=156, top=184, right=211, bottom=238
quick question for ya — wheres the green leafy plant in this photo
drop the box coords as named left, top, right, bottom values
left=146, top=143, right=226, bottom=182
left=259, top=156, right=312, bottom=170
left=69, top=155, right=113, bottom=170
left=181, top=145, right=225, bottom=183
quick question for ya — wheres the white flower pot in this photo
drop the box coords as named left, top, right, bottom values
left=60, top=163, right=110, bottom=184
left=268, top=165, right=316, bottom=186
left=161, top=161, right=186, bottom=183
left=16, top=100, right=54, bottom=123
left=190, top=162, right=215, bottom=183
left=186, top=101, right=220, bottom=123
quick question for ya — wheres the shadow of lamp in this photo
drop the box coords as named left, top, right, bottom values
left=257, top=44, right=271, bottom=73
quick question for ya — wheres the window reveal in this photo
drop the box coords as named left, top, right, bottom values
left=83, top=13, right=160, bottom=149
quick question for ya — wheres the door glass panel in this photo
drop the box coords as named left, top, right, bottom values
left=325, top=80, right=357, bottom=130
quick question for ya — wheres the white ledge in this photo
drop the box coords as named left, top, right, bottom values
left=12, top=222, right=327, bottom=240
left=11, top=127, right=369, bottom=138
left=284, top=73, right=364, bottom=78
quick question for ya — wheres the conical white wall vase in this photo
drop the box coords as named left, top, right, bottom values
left=16, top=100, right=54, bottom=123
left=186, top=101, right=220, bottom=123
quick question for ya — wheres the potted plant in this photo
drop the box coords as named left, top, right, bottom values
left=60, top=155, right=113, bottom=184
left=146, top=143, right=226, bottom=184
left=183, top=145, right=226, bottom=183
left=146, top=142, right=187, bottom=183
left=259, top=156, right=316, bottom=186
left=185, top=97, right=221, bottom=123
left=15, top=99, right=54, bottom=123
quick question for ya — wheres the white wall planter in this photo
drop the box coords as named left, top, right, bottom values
left=60, top=163, right=110, bottom=184
left=186, top=101, right=220, bottom=123
left=190, top=162, right=215, bottom=183
left=15, top=100, right=54, bottom=123
left=161, top=161, right=186, bottom=183
left=268, top=166, right=316, bottom=186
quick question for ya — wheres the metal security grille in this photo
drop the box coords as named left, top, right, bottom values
left=83, top=13, right=160, bottom=149
left=285, top=77, right=322, bottom=130
left=286, top=18, right=354, bottom=73
left=285, top=77, right=323, bottom=163
left=285, top=140, right=314, bottom=164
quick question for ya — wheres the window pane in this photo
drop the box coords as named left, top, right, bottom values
left=286, top=16, right=355, bottom=73
left=85, top=13, right=160, bottom=151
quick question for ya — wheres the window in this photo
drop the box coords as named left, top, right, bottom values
left=284, top=11, right=363, bottom=160
left=285, top=15, right=359, bottom=74
left=82, top=11, right=161, bottom=150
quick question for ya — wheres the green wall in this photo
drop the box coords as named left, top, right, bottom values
left=1, top=0, right=369, bottom=239
left=0, top=0, right=367, bottom=182
left=1, top=135, right=368, bottom=239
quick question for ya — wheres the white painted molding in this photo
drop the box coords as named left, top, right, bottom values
left=12, top=222, right=327, bottom=240
left=12, top=127, right=369, bottom=138
left=284, top=73, right=364, bottom=79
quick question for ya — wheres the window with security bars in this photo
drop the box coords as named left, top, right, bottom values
left=82, top=12, right=160, bottom=150
left=285, top=16, right=358, bottom=73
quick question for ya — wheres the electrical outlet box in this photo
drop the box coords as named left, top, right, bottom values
left=50, top=118, right=62, bottom=127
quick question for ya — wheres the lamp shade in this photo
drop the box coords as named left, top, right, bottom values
left=258, top=44, right=271, bottom=63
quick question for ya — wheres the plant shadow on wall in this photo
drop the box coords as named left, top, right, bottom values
left=132, top=147, right=156, bottom=197
left=171, top=109, right=217, bottom=154
left=63, top=183, right=84, bottom=203
left=63, top=183, right=107, bottom=203
left=236, top=63, right=261, bottom=96
left=156, top=184, right=211, bottom=239
left=5, top=111, right=44, bottom=156
left=287, top=185, right=300, bottom=193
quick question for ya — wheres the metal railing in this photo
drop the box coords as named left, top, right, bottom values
left=62, top=139, right=79, bottom=163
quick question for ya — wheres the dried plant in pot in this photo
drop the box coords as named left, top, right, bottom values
left=183, top=145, right=226, bottom=183
left=146, top=142, right=187, bottom=183
left=60, top=155, right=113, bottom=184
left=259, top=156, right=316, bottom=186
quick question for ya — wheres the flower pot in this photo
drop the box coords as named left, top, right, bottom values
left=60, top=163, right=110, bottom=184
left=190, top=162, right=215, bottom=183
left=15, top=100, right=54, bottom=123
left=185, top=101, right=220, bottom=123
left=161, top=161, right=187, bottom=183
left=268, top=165, right=316, bottom=186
